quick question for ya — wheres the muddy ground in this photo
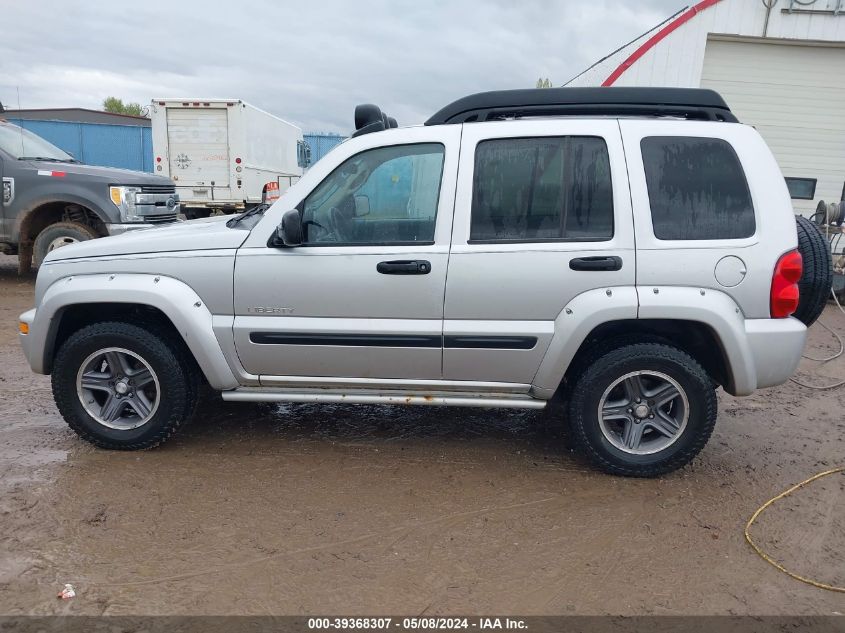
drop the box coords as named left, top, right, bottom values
left=0, top=254, right=842, bottom=616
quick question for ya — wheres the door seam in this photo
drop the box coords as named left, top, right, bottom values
left=440, top=124, right=464, bottom=377
left=616, top=119, right=641, bottom=318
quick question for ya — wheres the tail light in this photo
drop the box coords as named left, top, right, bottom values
left=770, top=250, right=802, bottom=318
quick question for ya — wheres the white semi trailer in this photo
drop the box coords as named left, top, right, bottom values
left=150, top=99, right=309, bottom=217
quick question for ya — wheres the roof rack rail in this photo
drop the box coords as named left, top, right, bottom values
left=425, top=87, right=738, bottom=125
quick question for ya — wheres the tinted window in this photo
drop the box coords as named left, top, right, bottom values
left=641, top=137, right=755, bottom=240
left=302, top=143, right=444, bottom=245
left=470, top=137, right=613, bottom=242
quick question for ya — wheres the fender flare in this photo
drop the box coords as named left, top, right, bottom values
left=531, top=286, right=759, bottom=397
left=30, top=273, right=239, bottom=390
left=637, top=286, right=758, bottom=396
left=532, top=286, right=639, bottom=395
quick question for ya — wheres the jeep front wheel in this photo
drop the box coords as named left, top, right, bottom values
left=52, top=321, right=198, bottom=449
left=567, top=343, right=717, bottom=477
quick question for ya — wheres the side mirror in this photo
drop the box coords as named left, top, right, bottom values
left=273, top=209, right=302, bottom=247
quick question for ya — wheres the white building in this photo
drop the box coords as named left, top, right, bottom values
left=568, top=0, right=845, bottom=215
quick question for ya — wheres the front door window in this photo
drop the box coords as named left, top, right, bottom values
left=302, top=143, right=445, bottom=246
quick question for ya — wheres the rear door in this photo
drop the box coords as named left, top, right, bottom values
left=166, top=106, right=230, bottom=188
left=443, top=119, right=635, bottom=385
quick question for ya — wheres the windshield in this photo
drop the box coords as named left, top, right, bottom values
left=0, top=121, right=74, bottom=161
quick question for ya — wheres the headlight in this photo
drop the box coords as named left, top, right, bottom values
left=108, top=186, right=142, bottom=222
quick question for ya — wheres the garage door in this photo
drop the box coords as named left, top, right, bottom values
left=701, top=38, right=845, bottom=216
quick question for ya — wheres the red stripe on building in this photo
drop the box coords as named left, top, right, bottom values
left=602, top=0, right=725, bottom=87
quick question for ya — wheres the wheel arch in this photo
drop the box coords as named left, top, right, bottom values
left=16, top=197, right=109, bottom=273
left=51, top=303, right=192, bottom=375
left=18, top=196, right=109, bottom=243
left=532, top=286, right=758, bottom=397
left=563, top=318, right=734, bottom=394
left=31, top=273, right=239, bottom=390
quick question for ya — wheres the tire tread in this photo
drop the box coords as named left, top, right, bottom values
left=794, top=215, right=832, bottom=327
left=567, top=342, right=717, bottom=477
left=51, top=321, right=198, bottom=450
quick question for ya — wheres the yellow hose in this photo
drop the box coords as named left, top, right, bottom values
left=745, top=467, right=845, bottom=593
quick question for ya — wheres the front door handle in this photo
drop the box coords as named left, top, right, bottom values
left=569, top=256, right=623, bottom=272
left=377, top=260, right=431, bottom=275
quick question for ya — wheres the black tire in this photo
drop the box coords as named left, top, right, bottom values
left=567, top=343, right=717, bottom=477
left=33, top=222, right=98, bottom=266
left=51, top=321, right=199, bottom=450
left=794, top=215, right=833, bottom=327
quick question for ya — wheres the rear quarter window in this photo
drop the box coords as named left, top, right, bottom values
left=641, top=136, right=755, bottom=240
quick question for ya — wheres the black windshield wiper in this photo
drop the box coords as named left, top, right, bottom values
left=227, top=203, right=270, bottom=227
left=18, top=156, right=78, bottom=163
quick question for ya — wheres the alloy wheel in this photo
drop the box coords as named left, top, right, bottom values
left=75, top=347, right=160, bottom=430
left=597, top=370, right=689, bottom=455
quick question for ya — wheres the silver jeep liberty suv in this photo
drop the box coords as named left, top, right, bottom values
left=19, top=88, right=832, bottom=477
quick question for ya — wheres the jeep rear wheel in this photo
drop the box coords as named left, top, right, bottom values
left=52, top=321, right=198, bottom=450
left=568, top=343, right=717, bottom=477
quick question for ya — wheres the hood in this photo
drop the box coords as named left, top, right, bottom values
left=43, top=215, right=249, bottom=262
left=24, top=159, right=173, bottom=186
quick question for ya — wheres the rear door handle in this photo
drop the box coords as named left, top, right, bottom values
left=377, top=260, right=431, bottom=275
left=569, top=256, right=623, bottom=272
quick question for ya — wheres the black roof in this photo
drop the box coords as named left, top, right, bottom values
left=425, top=87, right=737, bottom=125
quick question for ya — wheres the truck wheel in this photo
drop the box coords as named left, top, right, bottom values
left=33, top=222, right=98, bottom=266
left=51, top=321, right=199, bottom=450
left=794, top=215, right=833, bottom=327
left=567, top=343, right=717, bottom=477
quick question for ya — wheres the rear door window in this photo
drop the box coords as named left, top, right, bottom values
left=470, top=136, right=613, bottom=242
left=641, top=136, right=755, bottom=240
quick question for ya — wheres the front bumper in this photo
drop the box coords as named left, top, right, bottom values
left=106, top=222, right=156, bottom=236
left=106, top=218, right=184, bottom=236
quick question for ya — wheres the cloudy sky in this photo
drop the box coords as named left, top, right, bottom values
left=2, top=1, right=687, bottom=134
